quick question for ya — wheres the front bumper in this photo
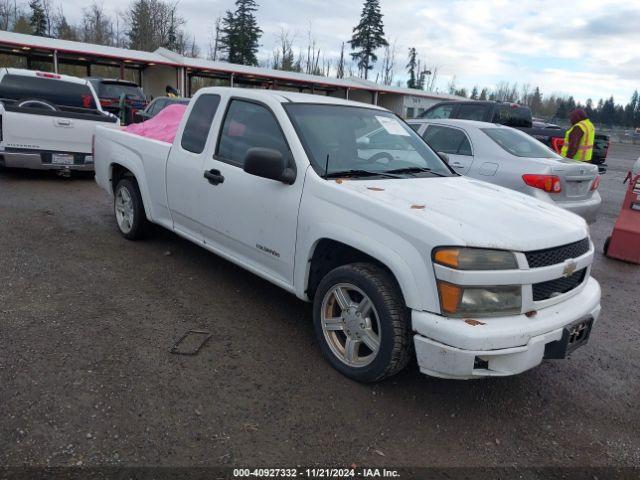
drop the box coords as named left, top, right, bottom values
left=412, top=277, right=601, bottom=379
left=0, top=153, right=94, bottom=171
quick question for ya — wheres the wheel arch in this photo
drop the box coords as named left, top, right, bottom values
left=109, top=162, right=152, bottom=222
left=302, top=236, right=423, bottom=310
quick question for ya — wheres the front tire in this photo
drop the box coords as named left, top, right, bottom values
left=114, top=178, right=149, bottom=240
left=313, top=263, right=412, bottom=383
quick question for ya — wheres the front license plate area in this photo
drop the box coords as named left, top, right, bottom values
left=544, top=317, right=594, bottom=359
left=52, top=154, right=74, bottom=165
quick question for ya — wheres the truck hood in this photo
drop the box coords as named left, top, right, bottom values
left=337, top=176, right=589, bottom=251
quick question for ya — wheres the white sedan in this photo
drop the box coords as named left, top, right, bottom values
left=408, top=119, right=602, bottom=223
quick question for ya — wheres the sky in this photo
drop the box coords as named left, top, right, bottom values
left=60, top=0, right=640, bottom=104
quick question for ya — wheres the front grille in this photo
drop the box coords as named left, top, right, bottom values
left=525, top=238, right=590, bottom=268
left=533, top=268, right=587, bottom=301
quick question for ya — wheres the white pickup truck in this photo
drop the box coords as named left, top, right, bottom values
left=0, top=68, right=119, bottom=172
left=94, top=88, right=601, bottom=382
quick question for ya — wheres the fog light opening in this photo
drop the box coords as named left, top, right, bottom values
left=473, top=357, right=489, bottom=370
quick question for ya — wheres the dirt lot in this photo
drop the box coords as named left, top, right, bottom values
left=1, top=144, right=639, bottom=473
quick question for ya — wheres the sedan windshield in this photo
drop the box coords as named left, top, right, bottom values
left=284, top=104, right=453, bottom=178
left=482, top=127, right=560, bottom=158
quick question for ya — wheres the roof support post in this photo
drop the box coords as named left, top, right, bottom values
left=86, top=63, right=91, bottom=77
left=53, top=50, right=59, bottom=73
left=345, top=88, right=350, bottom=100
left=373, top=91, right=379, bottom=105
left=119, top=61, right=125, bottom=80
left=230, top=72, right=235, bottom=87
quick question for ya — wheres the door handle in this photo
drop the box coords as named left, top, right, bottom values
left=204, top=169, right=225, bottom=185
left=56, top=119, right=72, bottom=126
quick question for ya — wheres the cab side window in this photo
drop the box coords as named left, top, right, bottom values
left=181, top=94, right=221, bottom=154
left=423, top=104, right=455, bottom=119
left=216, top=100, right=292, bottom=168
left=423, top=125, right=473, bottom=156
left=457, top=104, right=486, bottom=121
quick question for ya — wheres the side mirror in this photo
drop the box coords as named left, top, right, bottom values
left=243, top=148, right=296, bottom=185
left=437, top=152, right=450, bottom=164
left=356, top=136, right=371, bottom=147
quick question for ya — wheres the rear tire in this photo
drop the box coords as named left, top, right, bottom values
left=313, top=263, right=412, bottom=383
left=114, top=178, right=149, bottom=240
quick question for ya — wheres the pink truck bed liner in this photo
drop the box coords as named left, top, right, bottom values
left=124, top=104, right=187, bottom=144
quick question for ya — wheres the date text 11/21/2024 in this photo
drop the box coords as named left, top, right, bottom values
left=233, top=468, right=401, bottom=478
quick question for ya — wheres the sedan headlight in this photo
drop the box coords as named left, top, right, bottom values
left=433, top=247, right=518, bottom=270
left=437, top=282, right=522, bottom=317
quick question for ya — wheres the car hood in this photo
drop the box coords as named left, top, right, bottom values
left=336, top=175, right=589, bottom=251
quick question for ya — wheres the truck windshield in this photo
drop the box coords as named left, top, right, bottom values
left=284, top=104, right=452, bottom=178
left=483, top=128, right=560, bottom=158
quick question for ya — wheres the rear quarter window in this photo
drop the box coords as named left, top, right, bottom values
left=494, top=105, right=532, bottom=128
left=181, top=94, right=221, bottom=154
left=0, top=74, right=97, bottom=109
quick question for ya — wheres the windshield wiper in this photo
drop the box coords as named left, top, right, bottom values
left=384, top=167, right=447, bottom=177
left=325, top=169, right=403, bottom=179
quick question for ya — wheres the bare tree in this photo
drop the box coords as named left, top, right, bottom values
left=271, top=28, right=299, bottom=71
left=82, top=3, right=114, bottom=46
left=336, top=41, right=345, bottom=79
left=53, top=5, right=77, bottom=40
left=0, top=0, right=17, bottom=30
left=207, top=16, right=221, bottom=61
left=304, top=28, right=322, bottom=75
left=379, top=39, right=396, bottom=85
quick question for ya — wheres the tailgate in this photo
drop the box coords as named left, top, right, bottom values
left=2, top=110, right=98, bottom=154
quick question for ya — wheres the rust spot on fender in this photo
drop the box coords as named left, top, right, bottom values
left=411, top=204, right=426, bottom=210
left=525, top=310, right=537, bottom=318
left=335, top=179, right=343, bottom=184
left=464, top=319, right=486, bottom=326
left=367, top=187, right=385, bottom=191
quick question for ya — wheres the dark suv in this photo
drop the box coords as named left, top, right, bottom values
left=418, top=100, right=609, bottom=167
left=87, top=78, right=147, bottom=125
left=419, top=100, right=533, bottom=127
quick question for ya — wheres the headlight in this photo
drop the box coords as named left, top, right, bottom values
left=433, top=247, right=518, bottom=270
left=437, top=282, right=522, bottom=317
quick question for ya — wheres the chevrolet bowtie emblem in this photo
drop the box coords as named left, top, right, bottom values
left=563, top=260, right=578, bottom=277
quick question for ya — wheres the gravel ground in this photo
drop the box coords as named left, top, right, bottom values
left=0, top=144, right=639, bottom=473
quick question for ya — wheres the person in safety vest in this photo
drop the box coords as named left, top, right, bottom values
left=165, top=85, right=179, bottom=98
left=561, top=108, right=595, bottom=162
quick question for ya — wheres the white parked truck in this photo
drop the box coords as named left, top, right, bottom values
left=94, top=88, right=601, bottom=382
left=0, top=68, right=119, bottom=172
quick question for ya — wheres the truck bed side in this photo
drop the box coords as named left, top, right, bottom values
left=94, top=126, right=173, bottom=227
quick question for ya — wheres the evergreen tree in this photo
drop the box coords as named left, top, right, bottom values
left=479, top=88, right=488, bottom=101
left=219, top=0, right=262, bottom=65
left=529, top=86, right=543, bottom=114
left=29, top=0, right=47, bottom=36
left=127, top=0, right=150, bottom=50
left=406, top=47, right=417, bottom=89
left=470, top=85, right=478, bottom=100
left=349, top=0, right=387, bottom=79
left=165, top=10, right=178, bottom=51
